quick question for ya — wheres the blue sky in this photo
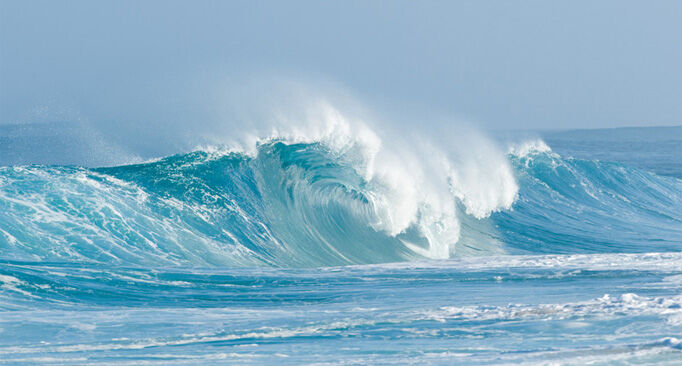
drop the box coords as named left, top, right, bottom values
left=1, top=0, right=681, bottom=130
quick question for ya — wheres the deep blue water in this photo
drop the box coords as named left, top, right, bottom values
left=1, top=126, right=681, bottom=365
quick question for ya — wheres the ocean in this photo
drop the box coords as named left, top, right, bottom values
left=0, top=124, right=681, bottom=365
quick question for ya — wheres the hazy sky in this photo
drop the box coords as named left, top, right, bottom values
left=1, top=0, right=681, bottom=131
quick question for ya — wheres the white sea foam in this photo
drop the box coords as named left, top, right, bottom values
left=508, top=139, right=552, bottom=157
left=419, top=293, right=682, bottom=323
left=364, top=252, right=682, bottom=272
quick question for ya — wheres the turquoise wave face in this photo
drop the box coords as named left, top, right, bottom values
left=1, top=140, right=680, bottom=268
left=0, top=141, right=422, bottom=267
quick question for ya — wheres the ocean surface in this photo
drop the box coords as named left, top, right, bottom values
left=1, top=124, right=681, bottom=365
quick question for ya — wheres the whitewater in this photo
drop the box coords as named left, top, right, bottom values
left=1, top=105, right=681, bottom=364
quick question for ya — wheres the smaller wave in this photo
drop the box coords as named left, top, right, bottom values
left=496, top=143, right=682, bottom=253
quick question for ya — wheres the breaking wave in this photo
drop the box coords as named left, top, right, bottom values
left=0, top=108, right=680, bottom=267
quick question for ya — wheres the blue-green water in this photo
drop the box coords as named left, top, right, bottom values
left=1, top=126, right=681, bottom=364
